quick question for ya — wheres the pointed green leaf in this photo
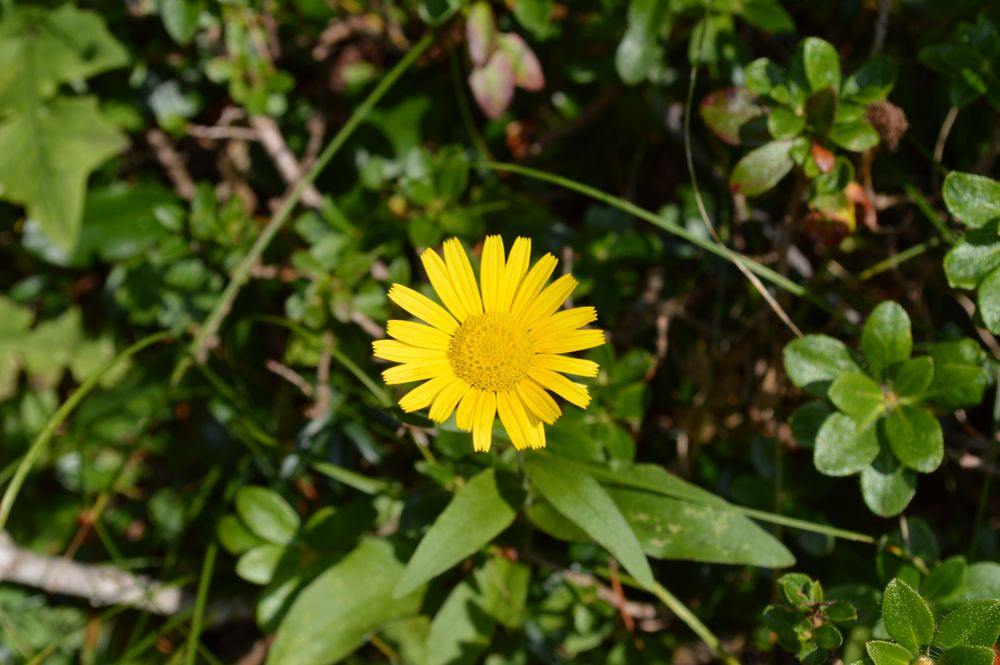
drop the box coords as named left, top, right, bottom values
left=866, top=640, right=913, bottom=665
left=862, top=302, right=913, bottom=376
left=814, top=413, right=879, bottom=476
left=944, top=172, right=1000, bottom=229
left=884, top=406, right=943, bottom=473
left=783, top=334, right=860, bottom=395
left=395, top=468, right=524, bottom=597
left=0, top=96, right=128, bottom=252
left=425, top=578, right=497, bottom=665
left=829, top=372, right=885, bottom=428
left=524, top=453, right=654, bottom=589
left=235, top=486, right=300, bottom=546
left=883, top=578, right=934, bottom=651
left=235, top=543, right=284, bottom=585
left=934, top=600, right=1000, bottom=649
left=267, top=538, right=425, bottom=665
left=922, top=556, right=968, bottom=601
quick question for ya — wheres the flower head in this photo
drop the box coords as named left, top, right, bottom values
left=373, top=236, right=604, bottom=452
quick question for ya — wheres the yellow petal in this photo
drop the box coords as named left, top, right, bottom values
left=386, top=320, right=452, bottom=349
left=508, top=393, right=543, bottom=448
left=382, top=360, right=452, bottom=385
left=456, top=387, right=482, bottom=431
left=429, top=377, right=470, bottom=423
left=531, top=306, right=597, bottom=337
left=480, top=235, right=505, bottom=313
left=526, top=366, right=591, bottom=408
left=473, top=390, right=497, bottom=452
left=499, top=237, right=531, bottom=314
left=532, top=354, right=600, bottom=377
left=421, top=248, right=469, bottom=321
left=388, top=284, right=459, bottom=334
left=523, top=409, right=546, bottom=449
left=521, top=274, right=577, bottom=328
left=399, top=373, right=455, bottom=412
left=444, top=238, right=483, bottom=317
left=372, top=340, right=448, bottom=363
left=496, top=391, right=527, bottom=450
left=533, top=329, right=606, bottom=354
left=516, top=379, right=562, bottom=425
left=509, top=253, right=557, bottom=318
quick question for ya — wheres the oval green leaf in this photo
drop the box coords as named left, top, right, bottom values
left=882, top=578, right=934, bottom=651
left=235, top=486, right=300, bottom=546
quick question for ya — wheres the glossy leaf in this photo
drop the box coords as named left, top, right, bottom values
left=802, top=37, right=840, bottom=92
left=943, top=226, right=1000, bottom=290
left=814, top=413, right=879, bottom=477
left=729, top=139, right=794, bottom=196
left=934, top=600, right=1000, bottom=648
left=862, top=301, right=912, bottom=376
left=828, top=120, right=880, bottom=151
left=861, top=448, right=916, bottom=517
left=395, top=468, right=524, bottom=597
left=890, top=357, right=934, bottom=398
left=944, top=172, right=1000, bottom=229
left=866, top=640, right=913, bottom=665
left=926, top=339, right=989, bottom=410
left=842, top=56, right=898, bottom=103
left=783, top=335, right=860, bottom=396
left=235, top=486, right=300, bottom=546
left=884, top=406, right=943, bottom=473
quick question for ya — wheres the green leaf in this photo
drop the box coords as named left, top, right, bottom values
left=828, top=120, right=880, bottom=151
left=160, top=0, right=205, bottom=44
left=814, top=623, right=843, bottom=649
left=235, top=544, right=285, bottom=585
left=744, top=57, right=784, bottom=96
left=955, top=563, right=1000, bottom=604
left=884, top=406, right=943, bottom=473
left=806, top=87, right=838, bottom=136
left=729, top=139, right=794, bottom=196
left=866, top=640, right=914, bottom=665
left=922, top=556, right=968, bottom=602
left=739, top=0, right=794, bottom=34
left=0, top=297, right=32, bottom=401
left=861, top=447, right=916, bottom=517
left=700, top=87, right=765, bottom=145
left=890, top=357, right=934, bottom=398
left=607, top=487, right=795, bottom=567
left=842, top=56, right=898, bottom=103
left=883, top=578, right=935, bottom=652
left=524, top=453, right=654, bottom=589
left=802, top=37, right=841, bottom=92
left=474, top=556, right=530, bottom=628
left=778, top=572, right=815, bottom=605
left=862, top=302, right=913, bottom=377
left=943, top=227, right=1000, bottom=290
left=978, top=265, right=1000, bottom=334
left=0, top=96, right=128, bottom=252
left=938, top=646, right=997, bottom=665
left=235, top=486, right=300, bottom=546
left=216, top=514, right=265, bottom=555
left=783, top=335, right=861, bottom=396
left=926, top=339, right=989, bottom=410
left=395, top=468, right=523, bottom=597
left=944, top=172, right=1000, bottom=229
left=789, top=401, right=834, bottom=449
left=768, top=107, right=806, bottom=140
left=511, top=0, right=554, bottom=38
left=615, top=0, right=671, bottom=85
left=0, top=5, right=128, bottom=113
left=267, top=538, right=424, bottom=665
left=934, top=600, right=1000, bottom=649
left=814, top=413, right=879, bottom=477
left=829, top=372, right=885, bottom=429
left=825, top=600, right=858, bottom=622
left=425, top=578, right=497, bottom=665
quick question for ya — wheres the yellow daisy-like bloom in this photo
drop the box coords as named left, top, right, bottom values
left=373, top=236, right=605, bottom=452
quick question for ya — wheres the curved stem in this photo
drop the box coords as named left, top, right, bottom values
left=0, top=331, right=173, bottom=530
left=172, top=33, right=437, bottom=385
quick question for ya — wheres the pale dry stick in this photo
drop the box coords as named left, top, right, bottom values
left=682, top=0, right=803, bottom=339
left=186, top=124, right=261, bottom=142
left=147, top=129, right=197, bottom=200
left=870, top=0, right=893, bottom=56
left=265, top=358, right=314, bottom=397
left=250, top=115, right=325, bottom=209
left=172, top=33, right=436, bottom=382
left=0, top=532, right=182, bottom=614
left=932, top=105, right=960, bottom=189
left=308, top=332, right=333, bottom=419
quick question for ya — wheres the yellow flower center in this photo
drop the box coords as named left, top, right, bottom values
left=448, top=313, right=534, bottom=392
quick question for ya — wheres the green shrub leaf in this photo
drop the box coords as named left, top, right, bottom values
left=861, top=449, right=917, bottom=517
left=862, top=302, right=912, bottom=376
left=395, top=468, right=524, bottom=597
left=814, top=413, right=879, bottom=476
left=938, top=646, right=997, bottom=665
left=729, top=139, right=795, bottom=196
left=802, top=37, right=841, bottom=92
left=866, top=640, right=914, bottom=665
left=933, top=600, right=1000, bottom=649
left=884, top=406, right=943, bottom=473
left=944, top=172, right=1000, bottom=229
left=783, top=335, right=860, bottom=396
left=882, top=578, right=935, bottom=651
left=829, top=372, right=885, bottom=428
left=235, top=486, right=300, bottom=546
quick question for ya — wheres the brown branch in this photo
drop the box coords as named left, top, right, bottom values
left=266, top=359, right=314, bottom=397
left=250, top=116, right=325, bottom=209
left=146, top=129, right=197, bottom=200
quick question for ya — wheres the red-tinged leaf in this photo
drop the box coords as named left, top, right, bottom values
left=811, top=142, right=835, bottom=174
left=846, top=182, right=877, bottom=231
left=468, top=50, right=515, bottom=119
left=700, top=87, right=765, bottom=145
left=466, top=2, right=497, bottom=68
left=497, top=33, right=545, bottom=91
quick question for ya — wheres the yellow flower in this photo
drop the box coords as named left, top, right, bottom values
left=373, top=236, right=605, bottom=452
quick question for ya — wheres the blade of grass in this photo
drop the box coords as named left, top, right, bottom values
left=172, top=32, right=436, bottom=385
left=0, top=331, right=172, bottom=531
left=483, top=160, right=833, bottom=315
left=184, top=542, right=218, bottom=665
